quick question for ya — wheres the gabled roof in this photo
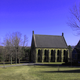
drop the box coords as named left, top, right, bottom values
left=75, top=40, right=80, bottom=49
left=34, top=34, right=68, bottom=48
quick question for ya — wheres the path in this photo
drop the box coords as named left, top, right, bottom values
left=0, top=63, right=80, bottom=68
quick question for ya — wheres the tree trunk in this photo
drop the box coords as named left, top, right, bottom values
left=9, top=58, right=11, bottom=63
left=16, top=51, right=17, bottom=64
left=3, top=60, right=5, bottom=68
left=19, top=59, right=20, bottom=64
left=11, top=56, right=12, bottom=65
left=3, top=52, right=6, bottom=68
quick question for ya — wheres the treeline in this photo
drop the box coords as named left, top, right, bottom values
left=0, top=32, right=31, bottom=65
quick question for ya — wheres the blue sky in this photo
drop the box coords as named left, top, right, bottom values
left=0, top=0, right=80, bottom=46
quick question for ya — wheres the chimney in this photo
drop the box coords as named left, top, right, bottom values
left=62, top=33, right=64, bottom=36
left=32, top=31, right=34, bottom=35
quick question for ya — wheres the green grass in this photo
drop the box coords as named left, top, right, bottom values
left=0, top=62, right=64, bottom=66
left=0, top=65, right=80, bottom=80
left=41, top=62, right=65, bottom=64
left=0, top=63, right=22, bottom=66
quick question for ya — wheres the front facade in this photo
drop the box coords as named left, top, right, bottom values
left=31, top=31, right=69, bottom=63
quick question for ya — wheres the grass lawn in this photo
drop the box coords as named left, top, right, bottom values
left=40, top=62, right=65, bottom=64
left=0, top=63, right=22, bottom=66
left=0, top=65, right=80, bottom=80
left=0, top=62, right=64, bottom=66
left=0, top=61, right=27, bottom=66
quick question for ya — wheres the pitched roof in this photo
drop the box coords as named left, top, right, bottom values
left=75, top=40, right=80, bottom=49
left=34, top=34, right=67, bottom=48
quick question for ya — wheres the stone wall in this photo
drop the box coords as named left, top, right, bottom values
left=36, top=48, right=69, bottom=63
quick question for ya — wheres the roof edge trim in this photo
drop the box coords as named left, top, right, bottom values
left=34, top=34, right=37, bottom=47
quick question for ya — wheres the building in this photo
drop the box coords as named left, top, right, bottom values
left=72, top=40, right=80, bottom=62
left=31, top=31, right=69, bottom=63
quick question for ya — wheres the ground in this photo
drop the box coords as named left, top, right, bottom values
left=0, top=64, right=80, bottom=80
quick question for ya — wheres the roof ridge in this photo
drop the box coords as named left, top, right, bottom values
left=35, top=34, right=62, bottom=37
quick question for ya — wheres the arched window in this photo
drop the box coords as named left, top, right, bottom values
left=38, top=50, right=40, bottom=56
left=44, top=50, right=49, bottom=62
left=51, top=50, right=55, bottom=62
left=57, top=50, right=61, bottom=62
left=63, top=50, right=68, bottom=62
left=37, top=49, right=42, bottom=62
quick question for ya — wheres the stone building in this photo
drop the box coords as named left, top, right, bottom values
left=31, top=31, right=69, bottom=63
left=72, top=40, right=80, bottom=62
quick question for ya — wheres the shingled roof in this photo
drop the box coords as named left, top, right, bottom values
left=75, top=40, right=80, bottom=49
left=33, top=32, right=68, bottom=48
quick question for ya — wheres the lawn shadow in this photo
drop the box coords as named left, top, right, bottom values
left=34, top=63, right=72, bottom=68
left=34, top=63, right=80, bottom=68
left=41, top=69, right=80, bottom=73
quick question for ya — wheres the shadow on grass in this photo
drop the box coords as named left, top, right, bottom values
left=34, top=63, right=80, bottom=68
left=34, top=63, right=72, bottom=67
left=41, top=69, right=80, bottom=73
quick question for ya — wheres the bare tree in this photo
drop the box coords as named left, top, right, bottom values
left=17, top=47, right=24, bottom=63
left=0, top=46, right=3, bottom=62
left=0, top=46, right=7, bottom=68
left=11, top=32, right=22, bottom=64
left=3, top=32, right=28, bottom=64
left=67, top=3, right=80, bottom=34
left=23, top=35, right=28, bottom=47
left=3, top=32, right=22, bottom=64
left=17, top=35, right=28, bottom=63
left=3, top=33, right=14, bottom=64
left=11, top=32, right=28, bottom=64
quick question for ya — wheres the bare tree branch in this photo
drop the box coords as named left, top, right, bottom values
left=2, top=31, right=28, bottom=64
left=67, top=3, right=80, bottom=34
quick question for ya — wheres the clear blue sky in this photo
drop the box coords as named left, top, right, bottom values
left=0, top=0, right=80, bottom=46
